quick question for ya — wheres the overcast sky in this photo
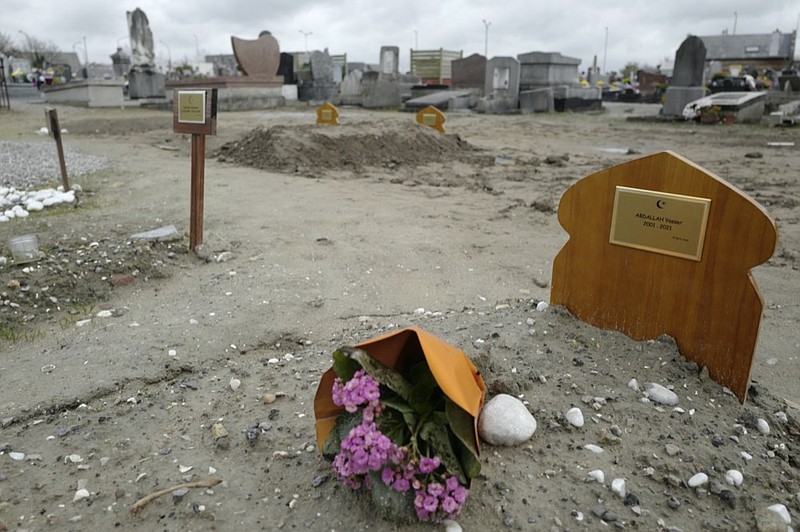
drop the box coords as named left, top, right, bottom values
left=3, top=1, right=799, bottom=73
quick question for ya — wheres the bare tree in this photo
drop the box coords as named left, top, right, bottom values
left=0, top=31, right=16, bottom=55
left=17, top=31, right=60, bottom=68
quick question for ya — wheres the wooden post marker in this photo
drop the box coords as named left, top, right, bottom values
left=172, top=89, right=217, bottom=252
left=44, top=108, right=70, bottom=191
left=551, top=151, right=777, bottom=403
left=316, top=102, right=339, bottom=125
left=415, top=105, right=446, bottom=133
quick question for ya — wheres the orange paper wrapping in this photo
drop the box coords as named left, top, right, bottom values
left=314, top=326, right=486, bottom=453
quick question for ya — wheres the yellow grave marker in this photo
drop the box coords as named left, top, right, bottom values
left=316, top=102, right=340, bottom=125
left=415, top=105, right=446, bottom=133
left=551, top=151, right=777, bottom=403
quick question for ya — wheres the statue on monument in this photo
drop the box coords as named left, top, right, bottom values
left=125, top=7, right=165, bottom=99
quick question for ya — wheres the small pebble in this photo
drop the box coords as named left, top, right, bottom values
left=756, top=418, right=770, bottom=436
left=627, top=378, right=639, bottom=391
left=611, top=478, right=626, bottom=498
left=443, top=519, right=463, bottom=532
left=583, top=444, right=604, bottom=453
left=261, top=393, right=277, bottom=404
left=725, top=470, right=743, bottom=487
left=536, top=301, right=549, bottom=312
left=586, top=470, right=605, bottom=484
left=565, top=407, right=584, bottom=428
left=229, top=378, right=241, bottom=391
left=73, top=489, right=90, bottom=502
left=688, top=472, right=709, bottom=487
left=643, top=382, right=679, bottom=406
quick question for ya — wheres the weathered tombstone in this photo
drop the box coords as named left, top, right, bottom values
left=298, top=49, right=339, bottom=102
left=551, top=151, right=777, bottom=402
left=126, top=8, right=165, bottom=98
left=361, top=70, right=401, bottom=108
left=517, top=51, right=581, bottom=90
left=451, top=53, right=487, bottom=91
left=481, top=57, right=520, bottom=114
left=415, top=105, right=445, bottom=133
left=662, top=36, right=707, bottom=116
left=316, top=102, right=339, bottom=125
left=339, top=69, right=363, bottom=105
left=379, top=46, right=399, bottom=79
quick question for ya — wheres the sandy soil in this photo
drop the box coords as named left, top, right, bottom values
left=0, top=99, right=799, bottom=531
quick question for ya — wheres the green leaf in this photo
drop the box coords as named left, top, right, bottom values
left=332, top=348, right=362, bottom=381
left=376, top=407, right=412, bottom=446
left=367, top=471, right=417, bottom=524
left=350, top=349, right=413, bottom=401
left=445, top=397, right=481, bottom=480
left=420, top=421, right=466, bottom=483
left=445, top=397, right=480, bottom=457
left=322, top=411, right=361, bottom=460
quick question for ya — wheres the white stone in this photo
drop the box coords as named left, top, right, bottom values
left=9, top=451, right=25, bottom=461
left=536, top=301, right=549, bottom=312
left=775, top=411, right=788, bottom=423
left=611, top=478, right=626, bottom=498
left=627, top=378, right=639, bottom=391
left=443, top=519, right=463, bottom=532
left=73, top=488, right=90, bottom=502
left=740, top=451, right=753, bottom=460
left=586, top=470, right=605, bottom=484
left=767, top=503, right=791, bottom=524
left=230, top=378, right=241, bottom=391
left=95, top=310, right=113, bottom=318
left=688, top=472, right=708, bottom=487
left=725, top=469, right=743, bottom=487
left=583, top=444, right=604, bottom=454
left=756, top=418, right=770, bottom=436
left=643, top=382, right=679, bottom=406
left=478, top=394, right=537, bottom=446
left=565, top=407, right=584, bottom=428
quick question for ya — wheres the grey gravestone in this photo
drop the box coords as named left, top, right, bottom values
left=297, top=49, right=339, bottom=102
left=482, top=57, right=520, bottom=114
left=340, top=70, right=363, bottom=105
left=452, top=53, right=486, bottom=91
left=517, top=51, right=581, bottom=91
left=361, top=70, right=401, bottom=108
left=671, top=36, right=706, bottom=87
left=126, top=8, right=165, bottom=98
left=379, top=46, right=399, bottom=79
left=662, top=35, right=707, bottom=116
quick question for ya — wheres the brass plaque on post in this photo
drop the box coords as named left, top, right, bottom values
left=172, top=89, right=217, bottom=135
left=610, top=186, right=711, bottom=261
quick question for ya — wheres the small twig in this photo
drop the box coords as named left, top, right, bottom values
left=130, top=477, right=222, bottom=514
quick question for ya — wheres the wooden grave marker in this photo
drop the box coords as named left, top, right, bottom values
left=415, top=105, right=446, bottom=133
left=44, top=108, right=70, bottom=191
left=316, top=102, right=339, bottom=125
left=172, top=89, right=217, bottom=251
left=551, top=151, right=777, bottom=402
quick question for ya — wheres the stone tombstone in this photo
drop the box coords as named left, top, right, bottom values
left=310, top=50, right=335, bottom=84
left=110, top=47, right=131, bottom=78
left=379, top=46, right=399, bottom=78
left=671, top=36, right=706, bottom=87
left=127, top=8, right=155, bottom=67
left=126, top=8, right=165, bottom=98
left=517, top=51, right=581, bottom=91
left=339, top=69, right=363, bottom=105
left=485, top=57, right=519, bottom=97
left=451, top=53, right=487, bottom=90
left=277, top=52, right=295, bottom=84
left=231, top=31, right=281, bottom=80
left=662, top=36, right=707, bottom=116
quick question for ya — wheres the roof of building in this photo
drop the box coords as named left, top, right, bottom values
left=699, top=31, right=796, bottom=61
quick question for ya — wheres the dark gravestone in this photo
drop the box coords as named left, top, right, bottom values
left=671, top=36, right=706, bottom=87
left=278, top=53, right=295, bottom=84
left=662, top=36, right=707, bottom=116
left=451, top=53, right=486, bottom=91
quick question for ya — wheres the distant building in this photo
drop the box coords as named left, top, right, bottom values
left=699, top=30, right=797, bottom=77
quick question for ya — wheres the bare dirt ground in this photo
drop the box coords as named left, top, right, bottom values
left=0, top=99, right=799, bottom=531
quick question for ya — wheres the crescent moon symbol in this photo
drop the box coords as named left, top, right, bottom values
left=656, top=200, right=666, bottom=209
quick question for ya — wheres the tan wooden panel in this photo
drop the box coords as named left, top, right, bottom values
left=551, top=151, right=777, bottom=402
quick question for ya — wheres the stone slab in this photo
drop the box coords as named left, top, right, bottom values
left=662, top=86, right=706, bottom=116
left=42, top=80, right=125, bottom=107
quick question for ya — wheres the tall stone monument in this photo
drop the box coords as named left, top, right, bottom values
left=662, top=36, right=706, bottom=116
left=126, top=8, right=166, bottom=99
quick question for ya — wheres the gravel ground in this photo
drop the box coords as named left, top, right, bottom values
left=0, top=140, right=109, bottom=189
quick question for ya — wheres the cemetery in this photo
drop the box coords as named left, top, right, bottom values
left=1, top=8, right=800, bottom=532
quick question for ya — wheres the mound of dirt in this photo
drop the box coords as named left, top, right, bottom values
left=214, top=123, right=488, bottom=175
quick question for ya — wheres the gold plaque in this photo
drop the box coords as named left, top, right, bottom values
left=610, top=186, right=711, bottom=261
left=178, top=91, right=206, bottom=124
left=422, top=113, right=437, bottom=126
